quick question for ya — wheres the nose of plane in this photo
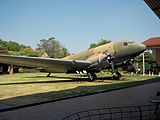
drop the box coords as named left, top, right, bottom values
left=139, top=43, right=146, bottom=52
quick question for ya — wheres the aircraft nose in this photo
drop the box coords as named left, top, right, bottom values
left=138, top=43, right=146, bottom=52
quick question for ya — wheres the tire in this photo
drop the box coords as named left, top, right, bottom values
left=87, top=72, right=97, bottom=82
left=116, top=71, right=121, bottom=77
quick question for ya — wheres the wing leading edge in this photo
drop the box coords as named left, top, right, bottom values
left=0, top=54, right=91, bottom=73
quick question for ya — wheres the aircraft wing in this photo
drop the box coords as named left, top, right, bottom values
left=0, top=54, right=91, bottom=73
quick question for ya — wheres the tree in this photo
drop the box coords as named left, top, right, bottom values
left=0, top=39, right=30, bottom=52
left=59, top=48, right=70, bottom=58
left=37, top=37, right=70, bottom=58
left=0, top=39, right=40, bottom=57
left=89, top=43, right=97, bottom=49
left=88, top=39, right=111, bottom=49
left=22, top=48, right=39, bottom=57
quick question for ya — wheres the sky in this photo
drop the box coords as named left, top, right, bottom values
left=0, top=0, right=160, bottom=53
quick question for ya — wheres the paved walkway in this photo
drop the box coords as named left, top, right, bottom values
left=0, top=82, right=160, bottom=120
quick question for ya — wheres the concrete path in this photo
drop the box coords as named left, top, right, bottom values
left=0, top=82, right=160, bottom=120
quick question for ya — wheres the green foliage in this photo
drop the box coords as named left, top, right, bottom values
left=8, top=51, right=21, bottom=56
left=0, top=39, right=38, bottom=56
left=88, top=39, right=111, bottom=49
left=18, top=67, right=39, bottom=73
left=0, top=39, right=30, bottom=52
left=37, top=37, right=70, bottom=58
left=22, top=48, right=39, bottom=57
left=89, top=43, right=97, bottom=49
left=8, top=49, right=39, bottom=57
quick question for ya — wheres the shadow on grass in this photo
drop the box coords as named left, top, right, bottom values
left=0, top=77, right=160, bottom=112
left=23, top=74, right=119, bottom=80
left=0, top=78, right=89, bottom=86
left=22, top=75, right=77, bottom=79
left=0, top=76, right=118, bottom=86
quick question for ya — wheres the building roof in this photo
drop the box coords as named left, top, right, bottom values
left=143, top=37, right=160, bottom=47
left=144, top=0, right=160, bottom=19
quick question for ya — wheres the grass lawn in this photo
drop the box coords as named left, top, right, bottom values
left=0, top=72, right=160, bottom=107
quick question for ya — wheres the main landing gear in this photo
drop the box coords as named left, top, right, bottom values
left=113, top=71, right=121, bottom=80
left=87, top=72, right=97, bottom=82
left=111, top=61, right=121, bottom=80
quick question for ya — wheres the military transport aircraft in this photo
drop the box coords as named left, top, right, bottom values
left=0, top=40, right=146, bottom=81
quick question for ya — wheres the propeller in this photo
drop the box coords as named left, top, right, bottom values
left=88, top=53, right=112, bottom=71
left=98, top=53, right=112, bottom=66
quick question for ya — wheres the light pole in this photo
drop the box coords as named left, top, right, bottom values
left=142, top=52, right=145, bottom=76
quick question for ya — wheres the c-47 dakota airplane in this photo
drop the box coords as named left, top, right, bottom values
left=0, top=40, right=146, bottom=81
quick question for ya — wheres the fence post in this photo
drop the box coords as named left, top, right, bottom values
left=109, top=108, right=112, bottom=120
left=138, top=106, right=142, bottom=120
left=76, top=113, right=80, bottom=120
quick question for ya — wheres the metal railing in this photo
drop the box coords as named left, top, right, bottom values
left=63, top=105, right=160, bottom=120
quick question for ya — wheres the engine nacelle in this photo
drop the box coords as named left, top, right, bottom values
left=88, top=53, right=112, bottom=71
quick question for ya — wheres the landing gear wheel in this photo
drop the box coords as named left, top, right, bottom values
left=113, top=72, right=121, bottom=80
left=116, top=71, right=121, bottom=77
left=87, top=72, right=97, bottom=82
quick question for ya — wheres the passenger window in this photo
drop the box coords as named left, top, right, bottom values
left=123, top=42, right=128, bottom=46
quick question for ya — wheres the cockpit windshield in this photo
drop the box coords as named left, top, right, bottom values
left=123, top=41, right=135, bottom=46
left=123, top=42, right=128, bottom=46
